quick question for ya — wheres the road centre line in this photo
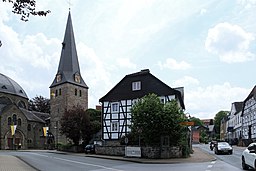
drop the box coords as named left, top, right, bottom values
left=54, top=157, right=124, bottom=171
left=207, top=165, right=213, bottom=168
left=29, top=153, right=123, bottom=171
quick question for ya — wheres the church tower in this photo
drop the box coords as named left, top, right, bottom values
left=50, top=11, right=89, bottom=145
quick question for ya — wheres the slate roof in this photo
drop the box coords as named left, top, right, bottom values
left=192, top=125, right=208, bottom=131
left=0, top=73, right=28, bottom=99
left=0, top=104, right=48, bottom=123
left=99, top=69, right=185, bottom=109
left=233, top=102, right=243, bottom=115
left=32, top=111, right=50, bottom=121
left=241, top=85, right=256, bottom=116
left=20, top=108, right=47, bottom=123
left=50, top=11, right=88, bottom=89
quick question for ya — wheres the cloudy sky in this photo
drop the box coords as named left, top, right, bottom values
left=1, top=0, right=256, bottom=119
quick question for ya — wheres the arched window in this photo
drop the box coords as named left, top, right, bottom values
left=75, top=89, right=77, bottom=96
left=55, top=89, right=58, bottom=97
left=79, top=90, right=82, bottom=97
left=27, top=124, right=31, bottom=131
left=59, top=88, right=62, bottom=95
left=13, top=114, right=17, bottom=125
left=18, top=118, right=21, bottom=126
left=7, top=117, right=12, bottom=125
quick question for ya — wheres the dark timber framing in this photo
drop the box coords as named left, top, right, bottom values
left=99, top=69, right=185, bottom=141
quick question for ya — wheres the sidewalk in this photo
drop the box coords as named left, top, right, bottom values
left=0, top=155, right=37, bottom=171
left=0, top=146, right=215, bottom=170
left=83, top=146, right=216, bottom=164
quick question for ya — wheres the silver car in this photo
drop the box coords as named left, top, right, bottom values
left=214, top=142, right=233, bottom=155
left=242, top=143, right=256, bottom=170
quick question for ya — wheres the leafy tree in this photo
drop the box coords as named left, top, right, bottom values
left=190, top=117, right=203, bottom=126
left=28, top=95, right=50, bottom=113
left=1, top=0, right=50, bottom=47
left=214, top=110, right=229, bottom=134
left=83, top=109, right=101, bottom=143
left=2, top=0, right=50, bottom=21
left=130, top=93, right=185, bottom=146
left=60, top=106, right=91, bottom=145
left=200, top=129, right=208, bottom=143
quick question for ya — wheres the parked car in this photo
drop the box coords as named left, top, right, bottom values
left=214, top=142, right=233, bottom=155
left=242, top=142, right=256, bottom=170
left=84, top=144, right=95, bottom=154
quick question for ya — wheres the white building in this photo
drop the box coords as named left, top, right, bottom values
left=226, top=102, right=243, bottom=144
left=241, top=86, right=256, bottom=146
left=99, top=69, right=185, bottom=145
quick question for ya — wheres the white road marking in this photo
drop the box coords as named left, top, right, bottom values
left=207, top=165, right=213, bottom=168
left=54, top=157, right=124, bottom=171
left=28, top=152, right=124, bottom=171
left=206, top=161, right=216, bottom=171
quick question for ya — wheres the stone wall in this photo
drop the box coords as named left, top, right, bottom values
left=50, top=83, right=88, bottom=145
left=141, top=146, right=182, bottom=159
left=95, top=146, right=182, bottom=159
left=96, top=146, right=125, bottom=156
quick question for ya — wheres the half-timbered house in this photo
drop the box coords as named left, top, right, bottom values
left=99, top=69, right=185, bottom=144
left=241, top=85, right=256, bottom=146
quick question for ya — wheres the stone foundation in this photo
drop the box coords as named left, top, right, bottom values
left=96, top=146, right=182, bottom=159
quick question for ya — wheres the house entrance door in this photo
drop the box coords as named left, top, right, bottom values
left=7, top=138, right=13, bottom=149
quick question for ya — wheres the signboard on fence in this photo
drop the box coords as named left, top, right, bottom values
left=125, top=146, right=141, bottom=158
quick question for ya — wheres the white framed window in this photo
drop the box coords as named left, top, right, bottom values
left=159, top=97, right=165, bottom=104
left=111, top=121, right=119, bottom=132
left=111, top=102, right=119, bottom=113
left=132, top=81, right=141, bottom=91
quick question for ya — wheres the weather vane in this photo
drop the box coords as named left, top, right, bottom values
left=67, top=0, right=72, bottom=10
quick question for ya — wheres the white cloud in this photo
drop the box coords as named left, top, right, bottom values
left=185, top=82, right=249, bottom=119
left=238, top=0, right=256, bottom=8
left=205, top=22, right=255, bottom=63
left=116, top=58, right=136, bottom=69
left=21, top=33, right=60, bottom=69
left=77, top=43, right=114, bottom=108
left=173, top=76, right=199, bottom=88
left=158, top=58, right=191, bottom=70
left=200, top=9, right=207, bottom=15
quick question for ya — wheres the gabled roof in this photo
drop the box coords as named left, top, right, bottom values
left=233, top=102, right=243, bottom=115
left=20, top=108, right=46, bottom=123
left=32, top=111, right=50, bottom=121
left=0, top=104, right=47, bottom=123
left=207, top=125, right=215, bottom=132
left=192, top=125, right=208, bottom=131
left=99, top=69, right=185, bottom=109
left=244, top=85, right=256, bottom=102
left=50, top=11, right=88, bottom=89
left=242, top=85, right=256, bottom=116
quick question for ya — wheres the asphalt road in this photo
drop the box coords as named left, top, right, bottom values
left=0, top=145, right=249, bottom=171
left=199, top=143, right=247, bottom=170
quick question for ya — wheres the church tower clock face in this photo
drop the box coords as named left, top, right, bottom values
left=49, top=11, right=89, bottom=145
left=56, top=74, right=61, bottom=82
left=74, top=74, right=81, bottom=83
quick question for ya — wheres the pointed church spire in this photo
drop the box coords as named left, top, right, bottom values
left=50, top=11, right=88, bottom=88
